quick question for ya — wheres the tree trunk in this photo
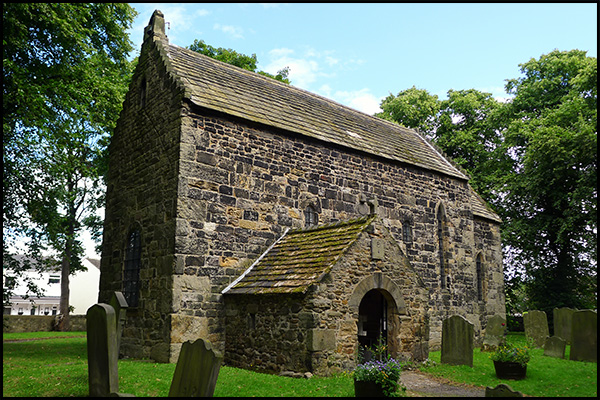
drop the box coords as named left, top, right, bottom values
left=58, top=187, right=77, bottom=332
left=58, top=251, right=71, bottom=331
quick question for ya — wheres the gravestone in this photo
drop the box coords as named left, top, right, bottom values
left=441, top=315, right=474, bottom=367
left=482, top=314, right=506, bottom=351
left=168, top=338, right=223, bottom=397
left=569, top=310, right=597, bottom=363
left=553, top=307, right=575, bottom=344
left=87, top=303, right=119, bottom=397
left=485, top=383, right=523, bottom=397
left=109, top=291, right=128, bottom=353
left=543, top=336, right=566, bottom=359
left=523, top=310, right=549, bottom=348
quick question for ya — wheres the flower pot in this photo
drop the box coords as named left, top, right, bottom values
left=354, top=379, right=386, bottom=397
left=493, top=361, right=527, bottom=380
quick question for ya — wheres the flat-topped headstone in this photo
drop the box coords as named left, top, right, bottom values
left=569, top=310, right=597, bottom=362
left=523, top=310, right=549, bottom=348
left=87, top=303, right=119, bottom=397
left=168, top=338, right=223, bottom=397
left=543, top=336, right=566, bottom=359
left=482, top=314, right=506, bottom=351
left=485, top=383, right=523, bottom=397
left=441, top=315, right=474, bottom=367
left=553, top=307, right=575, bottom=344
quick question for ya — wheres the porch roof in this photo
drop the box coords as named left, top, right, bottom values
left=222, top=216, right=376, bottom=295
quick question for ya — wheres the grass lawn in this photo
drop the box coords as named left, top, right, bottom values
left=422, top=332, right=597, bottom=397
left=3, top=331, right=597, bottom=397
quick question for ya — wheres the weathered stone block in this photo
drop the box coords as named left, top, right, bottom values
left=307, top=329, right=336, bottom=351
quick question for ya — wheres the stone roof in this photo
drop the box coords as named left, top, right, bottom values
left=142, top=10, right=466, bottom=181
left=145, top=10, right=500, bottom=223
left=222, top=216, right=376, bottom=295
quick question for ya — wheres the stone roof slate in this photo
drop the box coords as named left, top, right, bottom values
left=222, top=216, right=376, bottom=295
left=163, top=43, right=468, bottom=181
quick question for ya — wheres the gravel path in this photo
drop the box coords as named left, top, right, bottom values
left=400, top=371, right=486, bottom=397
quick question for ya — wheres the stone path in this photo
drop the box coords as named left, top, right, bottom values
left=400, top=371, right=486, bottom=397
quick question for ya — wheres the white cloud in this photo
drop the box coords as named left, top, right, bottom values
left=213, top=23, right=244, bottom=39
left=195, top=9, right=211, bottom=18
left=263, top=48, right=322, bottom=89
left=317, top=85, right=383, bottom=115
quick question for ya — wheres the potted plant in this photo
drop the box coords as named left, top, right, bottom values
left=354, top=337, right=405, bottom=397
left=489, top=340, right=531, bottom=380
left=354, top=357, right=404, bottom=397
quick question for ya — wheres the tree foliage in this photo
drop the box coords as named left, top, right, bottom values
left=378, top=50, right=597, bottom=316
left=500, top=50, right=597, bottom=315
left=188, top=39, right=291, bottom=84
left=3, top=3, right=136, bottom=328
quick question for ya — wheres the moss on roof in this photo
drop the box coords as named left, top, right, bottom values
left=223, top=216, right=376, bottom=295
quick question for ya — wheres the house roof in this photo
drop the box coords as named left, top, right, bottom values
left=222, top=216, right=376, bottom=295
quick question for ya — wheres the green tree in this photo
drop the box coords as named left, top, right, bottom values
left=188, top=39, right=290, bottom=84
left=500, top=50, right=597, bottom=317
left=3, top=3, right=136, bottom=329
left=376, top=86, right=440, bottom=133
left=377, top=50, right=597, bottom=319
left=377, top=87, right=507, bottom=200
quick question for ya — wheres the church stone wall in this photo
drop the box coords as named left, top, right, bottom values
left=173, top=101, right=504, bottom=358
left=99, top=36, right=184, bottom=361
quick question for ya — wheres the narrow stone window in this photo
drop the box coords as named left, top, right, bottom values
left=140, top=78, right=147, bottom=108
left=123, top=229, right=142, bottom=307
left=304, top=205, right=318, bottom=227
left=476, top=253, right=484, bottom=301
left=248, top=313, right=256, bottom=330
left=437, top=205, right=447, bottom=289
left=402, top=220, right=412, bottom=243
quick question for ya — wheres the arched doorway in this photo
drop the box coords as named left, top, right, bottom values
left=357, top=289, right=389, bottom=361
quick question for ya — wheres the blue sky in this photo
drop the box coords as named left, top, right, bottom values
left=129, top=3, right=597, bottom=115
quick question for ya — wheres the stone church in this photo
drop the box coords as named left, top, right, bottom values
left=99, top=10, right=505, bottom=375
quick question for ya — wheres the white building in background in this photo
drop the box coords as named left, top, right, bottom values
left=3, top=257, right=100, bottom=316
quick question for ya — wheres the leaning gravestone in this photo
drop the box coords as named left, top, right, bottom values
left=482, top=314, right=506, bottom=351
left=570, top=310, right=597, bottom=363
left=553, top=307, right=576, bottom=344
left=87, top=303, right=119, bottom=397
left=441, top=315, right=474, bottom=367
left=168, top=338, right=223, bottom=397
left=523, top=310, right=549, bottom=348
left=485, top=383, right=523, bottom=397
left=543, top=336, right=566, bottom=359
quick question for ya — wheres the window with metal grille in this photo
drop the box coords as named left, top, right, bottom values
left=123, top=230, right=141, bottom=307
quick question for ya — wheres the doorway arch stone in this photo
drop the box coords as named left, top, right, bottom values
left=350, top=273, right=407, bottom=361
left=349, top=273, right=406, bottom=315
